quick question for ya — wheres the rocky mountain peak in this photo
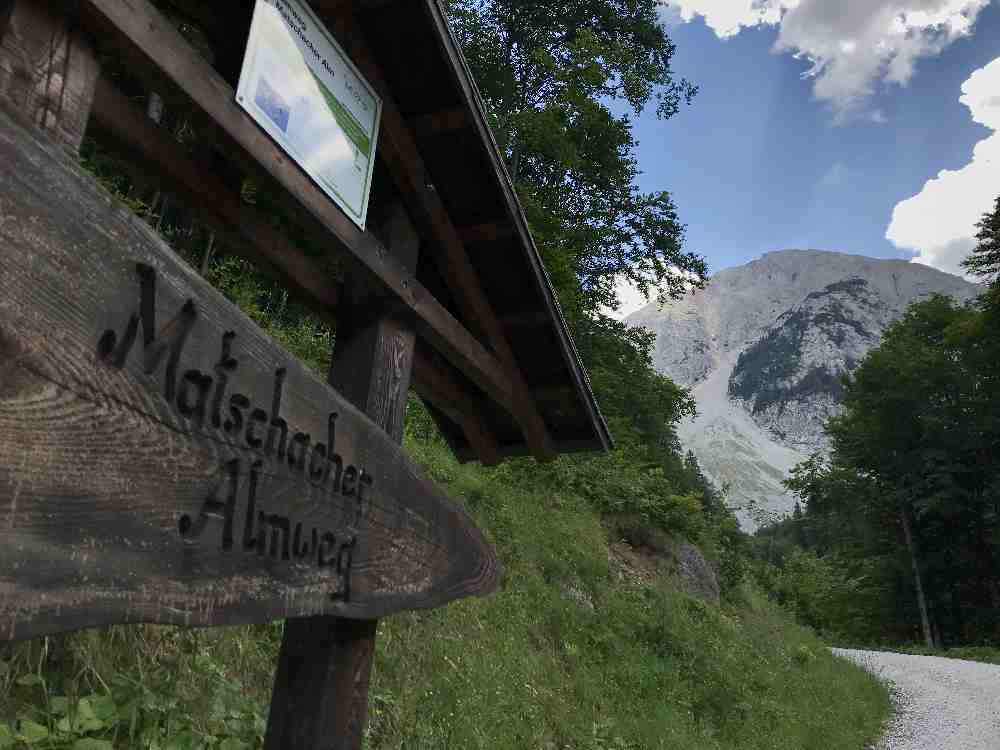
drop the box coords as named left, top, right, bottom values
left=627, top=249, right=980, bottom=527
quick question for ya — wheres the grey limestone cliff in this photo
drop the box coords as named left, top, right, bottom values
left=627, top=249, right=979, bottom=527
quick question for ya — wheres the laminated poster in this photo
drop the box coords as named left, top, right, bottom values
left=237, top=0, right=382, bottom=229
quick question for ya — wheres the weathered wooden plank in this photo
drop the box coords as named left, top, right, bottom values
left=85, top=76, right=513, bottom=464
left=265, top=616, right=378, bottom=750
left=416, top=0, right=612, bottom=457
left=78, top=0, right=524, bottom=431
left=0, top=106, right=500, bottom=642
left=316, top=6, right=556, bottom=461
left=456, top=221, right=515, bottom=246
left=499, top=310, right=551, bottom=330
left=329, top=204, right=421, bottom=445
left=0, top=0, right=99, bottom=152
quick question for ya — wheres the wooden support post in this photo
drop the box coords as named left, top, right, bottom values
left=86, top=78, right=508, bottom=465
left=0, top=0, right=98, bottom=152
left=265, top=203, right=420, bottom=750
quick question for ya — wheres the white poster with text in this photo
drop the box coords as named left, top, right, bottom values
left=237, top=0, right=382, bottom=229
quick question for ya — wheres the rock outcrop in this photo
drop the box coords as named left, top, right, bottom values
left=627, top=249, right=979, bottom=527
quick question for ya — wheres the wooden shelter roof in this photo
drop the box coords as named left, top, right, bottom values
left=343, top=0, right=612, bottom=460
left=79, top=0, right=612, bottom=462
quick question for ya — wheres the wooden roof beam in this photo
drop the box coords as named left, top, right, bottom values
left=80, top=0, right=526, bottom=429
left=456, top=221, right=516, bottom=246
left=499, top=310, right=551, bottom=330
left=412, top=349, right=501, bottom=467
left=318, top=5, right=556, bottom=461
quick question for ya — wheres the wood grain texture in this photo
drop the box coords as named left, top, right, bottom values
left=0, top=106, right=500, bottom=642
left=407, top=106, right=470, bottom=139
left=415, top=0, right=612, bottom=456
left=88, top=76, right=342, bottom=314
left=0, top=0, right=98, bottom=152
left=265, top=616, right=378, bottom=750
left=412, top=348, right=500, bottom=467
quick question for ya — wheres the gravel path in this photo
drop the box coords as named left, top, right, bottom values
left=833, top=648, right=1000, bottom=750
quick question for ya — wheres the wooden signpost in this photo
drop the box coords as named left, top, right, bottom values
left=0, top=0, right=610, bottom=747
left=0, top=107, right=500, bottom=639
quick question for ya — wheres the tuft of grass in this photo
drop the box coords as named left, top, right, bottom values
left=0, top=624, right=278, bottom=748
left=358, top=437, right=891, bottom=750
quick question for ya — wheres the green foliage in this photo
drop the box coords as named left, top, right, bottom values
left=200, top=255, right=333, bottom=375
left=0, top=202, right=883, bottom=748
left=756, top=292, right=1000, bottom=648
left=0, top=625, right=276, bottom=749
left=961, top=195, right=1000, bottom=282
left=53, top=12, right=893, bottom=745
left=447, top=0, right=706, bottom=315
left=751, top=548, right=889, bottom=642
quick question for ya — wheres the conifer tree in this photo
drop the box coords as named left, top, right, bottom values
left=962, top=195, right=1000, bottom=283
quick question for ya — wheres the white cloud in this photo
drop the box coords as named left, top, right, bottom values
left=665, top=0, right=988, bottom=117
left=667, top=0, right=790, bottom=37
left=886, top=57, right=1000, bottom=277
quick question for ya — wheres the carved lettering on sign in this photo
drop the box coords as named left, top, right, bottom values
left=93, top=264, right=397, bottom=602
left=0, top=114, right=501, bottom=641
left=177, top=457, right=357, bottom=599
left=97, top=263, right=376, bottom=494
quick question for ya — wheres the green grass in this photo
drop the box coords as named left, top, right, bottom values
left=0, top=183, right=890, bottom=746
left=1, top=435, right=889, bottom=749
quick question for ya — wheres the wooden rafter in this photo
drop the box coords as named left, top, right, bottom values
left=412, top=348, right=501, bottom=467
left=500, top=310, right=551, bottom=330
left=456, top=221, right=516, bottom=246
left=316, top=3, right=556, bottom=460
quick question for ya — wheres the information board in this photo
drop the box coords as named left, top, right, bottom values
left=236, top=0, right=382, bottom=229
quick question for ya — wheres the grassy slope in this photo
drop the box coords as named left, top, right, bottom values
left=1, top=433, right=889, bottom=749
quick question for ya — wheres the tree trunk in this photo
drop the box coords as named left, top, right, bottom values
left=900, top=505, right=935, bottom=648
left=508, top=131, right=521, bottom=185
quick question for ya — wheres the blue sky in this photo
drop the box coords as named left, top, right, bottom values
left=613, top=0, right=1000, bottom=315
